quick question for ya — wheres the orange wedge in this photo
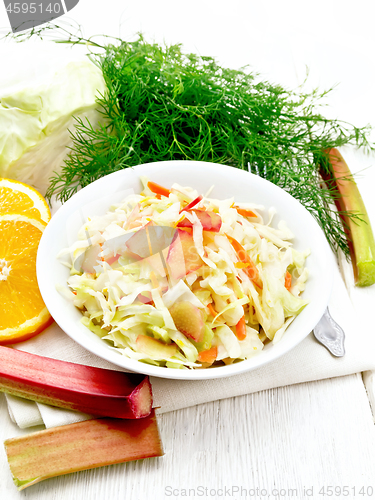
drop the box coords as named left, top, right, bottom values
left=0, top=214, right=52, bottom=344
left=0, top=178, right=51, bottom=223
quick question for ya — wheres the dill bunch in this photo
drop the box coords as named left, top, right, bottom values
left=42, top=33, right=373, bottom=256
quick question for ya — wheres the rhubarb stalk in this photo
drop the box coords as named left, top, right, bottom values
left=0, top=346, right=152, bottom=418
left=4, top=410, right=163, bottom=490
left=321, top=148, right=375, bottom=286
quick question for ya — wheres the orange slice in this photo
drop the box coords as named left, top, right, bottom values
left=0, top=214, right=52, bottom=344
left=0, top=178, right=51, bottom=224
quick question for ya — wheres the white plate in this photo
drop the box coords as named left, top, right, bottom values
left=36, top=160, right=333, bottom=380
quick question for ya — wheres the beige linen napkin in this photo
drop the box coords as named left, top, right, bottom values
left=6, top=260, right=375, bottom=429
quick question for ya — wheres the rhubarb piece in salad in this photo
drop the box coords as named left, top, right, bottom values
left=4, top=410, right=163, bottom=491
left=136, top=335, right=178, bottom=359
left=177, top=209, right=222, bottom=232
left=167, top=228, right=204, bottom=279
left=180, top=194, right=203, bottom=212
left=0, top=346, right=152, bottom=418
left=321, top=148, right=375, bottom=286
left=169, top=301, right=205, bottom=343
left=80, top=244, right=102, bottom=273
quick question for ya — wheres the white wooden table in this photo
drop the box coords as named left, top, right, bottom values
left=1, top=1, right=375, bottom=498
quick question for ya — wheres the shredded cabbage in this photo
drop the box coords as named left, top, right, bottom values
left=58, top=177, right=310, bottom=369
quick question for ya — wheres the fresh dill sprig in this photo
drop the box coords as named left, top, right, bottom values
left=13, top=26, right=372, bottom=257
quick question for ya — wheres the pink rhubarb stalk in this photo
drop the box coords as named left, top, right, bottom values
left=4, top=410, right=163, bottom=490
left=0, top=346, right=152, bottom=419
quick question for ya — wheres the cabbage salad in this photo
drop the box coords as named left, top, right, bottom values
left=58, top=178, right=310, bottom=369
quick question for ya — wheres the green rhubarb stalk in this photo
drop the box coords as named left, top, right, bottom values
left=4, top=410, right=163, bottom=490
left=321, top=148, right=375, bottom=286
left=0, top=346, right=152, bottom=418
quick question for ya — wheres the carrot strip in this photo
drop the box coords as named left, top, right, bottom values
left=147, top=181, right=171, bottom=198
left=235, top=316, right=247, bottom=340
left=227, top=235, right=262, bottom=289
left=227, top=235, right=246, bottom=256
left=207, top=303, right=217, bottom=317
left=235, top=208, right=257, bottom=218
left=284, top=271, right=292, bottom=291
left=99, top=243, right=105, bottom=262
left=197, top=346, right=218, bottom=364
